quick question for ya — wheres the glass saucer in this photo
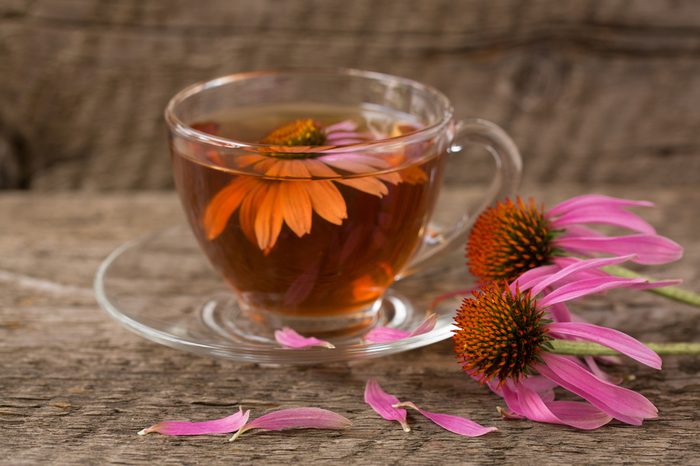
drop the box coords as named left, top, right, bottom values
left=94, top=225, right=473, bottom=365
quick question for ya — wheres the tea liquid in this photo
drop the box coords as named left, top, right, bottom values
left=172, top=103, right=444, bottom=317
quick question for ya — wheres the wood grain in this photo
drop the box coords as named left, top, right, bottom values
left=1, top=0, right=699, bottom=190
left=1, top=183, right=698, bottom=464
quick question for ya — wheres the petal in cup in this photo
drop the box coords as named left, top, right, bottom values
left=393, top=402, right=497, bottom=437
left=138, top=407, right=250, bottom=436
left=274, top=327, right=335, bottom=349
left=364, top=313, right=437, bottom=343
left=230, top=407, right=351, bottom=441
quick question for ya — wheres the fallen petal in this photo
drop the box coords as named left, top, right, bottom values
left=364, top=314, right=437, bottom=343
left=364, top=379, right=410, bottom=432
left=274, top=327, right=335, bottom=349
left=230, top=407, right=351, bottom=441
left=394, top=401, right=497, bottom=437
left=138, top=407, right=250, bottom=436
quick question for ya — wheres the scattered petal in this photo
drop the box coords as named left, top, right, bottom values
left=364, top=314, right=437, bottom=343
left=138, top=407, right=250, bottom=436
left=364, top=379, right=410, bottom=432
left=274, top=327, right=335, bottom=349
left=230, top=408, right=351, bottom=441
left=394, top=402, right=497, bottom=437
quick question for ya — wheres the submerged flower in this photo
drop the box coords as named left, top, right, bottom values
left=201, top=118, right=427, bottom=253
left=467, top=195, right=682, bottom=283
left=453, top=259, right=664, bottom=429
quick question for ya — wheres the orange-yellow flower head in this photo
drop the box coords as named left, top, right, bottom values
left=261, top=119, right=326, bottom=147
left=467, top=197, right=555, bottom=283
left=453, top=282, right=551, bottom=384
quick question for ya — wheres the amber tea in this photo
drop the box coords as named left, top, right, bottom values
left=171, top=103, right=445, bottom=323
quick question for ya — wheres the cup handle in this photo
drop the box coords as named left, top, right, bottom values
left=400, top=118, right=522, bottom=277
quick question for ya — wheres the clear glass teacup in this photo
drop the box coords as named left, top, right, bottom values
left=166, top=69, right=521, bottom=335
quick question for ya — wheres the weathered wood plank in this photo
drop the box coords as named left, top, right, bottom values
left=0, top=0, right=699, bottom=189
left=0, top=183, right=698, bottom=464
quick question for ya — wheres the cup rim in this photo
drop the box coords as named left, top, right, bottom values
left=164, top=68, right=454, bottom=154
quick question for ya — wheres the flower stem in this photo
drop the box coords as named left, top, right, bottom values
left=603, top=264, right=700, bottom=308
left=551, top=340, right=700, bottom=356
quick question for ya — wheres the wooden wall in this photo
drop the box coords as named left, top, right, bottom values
left=1, top=0, right=699, bottom=190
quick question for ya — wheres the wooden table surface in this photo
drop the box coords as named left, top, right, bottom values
left=1, top=184, right=699, bottom=465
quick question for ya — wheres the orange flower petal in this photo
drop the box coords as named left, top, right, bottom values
left=377, top=171, right=402, bottom=185
left=305, top=180, right=347, bottom=225
left=336, top=177, right=388, bottom=198
left=304, top=159, right=340, bottom=178
left=399, top=166, right=428, bottom=184
left=254, top=183, right=284, bottom=252
left=203, top=177, right=252, bottom=240
left=239, top=181, right=267, bottom=246
left=266, top=159, right=312, bottom=179
left=280, top=181, right=313, bottom=237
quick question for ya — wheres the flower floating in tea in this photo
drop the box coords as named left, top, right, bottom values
left=202, top=118, right=425, bottom=253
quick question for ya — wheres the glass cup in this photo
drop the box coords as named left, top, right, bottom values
left=165, top=69, right=521, bottom=336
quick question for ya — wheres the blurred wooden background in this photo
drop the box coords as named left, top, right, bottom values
left=1, top=0, right=699, bottom=190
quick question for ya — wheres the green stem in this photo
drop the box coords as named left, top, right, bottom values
left=603, top=264, right=700, bottom=308
left=551, top=340, right=700, bottom=356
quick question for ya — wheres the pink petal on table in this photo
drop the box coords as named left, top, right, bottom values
left=364, top=314, right=437, bottom=343
left=274, top=327, right=335, bottom=349
left=538, top=353, right=658, bottom=425
left=393, top=402, right=497, bottom=437
left=230, top=407, right=351, bottom=441
left=555, top=234, right=683, bottom=265
left=138, top=407, right=250, bottom=436
left=547, top=322, right=662, bottom=369
left=547, top=194, right=653, bottom=217
left=364, top=379, right=410, bottom=432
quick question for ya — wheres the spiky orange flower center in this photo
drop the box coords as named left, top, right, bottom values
left=453, top=282, right=551, bottom=384
left=467, top=197, right=555, bottom=283
left=260, top=119, right=326, bottom=147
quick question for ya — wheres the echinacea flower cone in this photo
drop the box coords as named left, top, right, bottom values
left=467, top=195, right=683, bottom=283
left=453, top=264, right=664, bottom=429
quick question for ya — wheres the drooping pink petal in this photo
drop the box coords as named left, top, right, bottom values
left=537, top=353, right=658, bottom=425
left=547, top=322, right=662, bottom=369
left=554, top=234, right=683, bottom=265
left=365, top=314, right=438, bottom=343
left=230, top=407, right=351, bottom=441
left=547, top=302, right=573, bottom=322
left=502, top=383, right=612, bottom=430
left=274, top=327, right=335, bottom=349
left=364, top=379, right=410, bottom=432
left=550, top=205, right=656, bottom=234
left=393, top=402, right=497, bottom=437
left=547, top=194, right=653, bottom=218
left=539, top=276, right=649, bottom=307
left=138, top=407, right=250, bottom=436
left=583, top=356, right=623, bottom=384
left=510, top=264, right=560, bottom=293
left=528, top=255, right=636, bottom=295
